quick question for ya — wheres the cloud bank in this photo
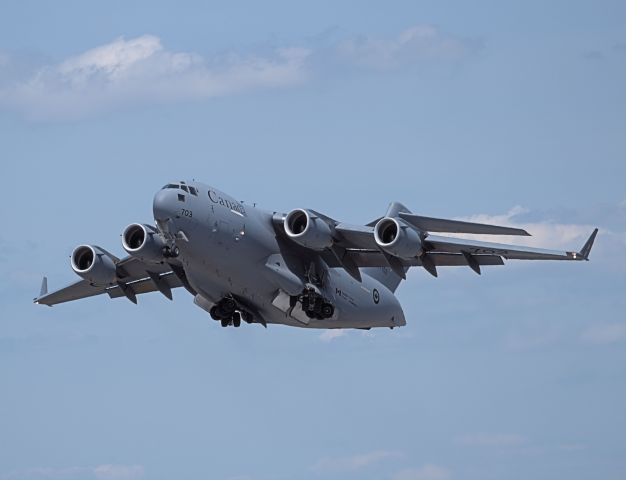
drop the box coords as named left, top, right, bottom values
left=0, top=26, right=477, bottom=120
left=1, top=464, right=144, bottom=480
left=581, top=323, right=626, bottom=345
left=392, top=464, right=451, bottom=480
left=0, top=35, right=309, bottom=120
left=456, top=432, right=526, bottom=447
left=313, top=450, right=402, bottom=472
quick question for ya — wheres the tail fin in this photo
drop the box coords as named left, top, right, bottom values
left=362, top=202, right=411, bottom=292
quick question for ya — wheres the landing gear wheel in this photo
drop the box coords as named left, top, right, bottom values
left=232, top=311, right=241, bottom=328
left=321, top=303, right=334, bottom=318
left=210, top=306, right=221, bottom=321
left=221, top=298, right=236, bottom=314
left=220, top=317, right=230, bottom=327
left=241, top=311, right=253, bottom=324
left=171, top=246, right=180, bottom=257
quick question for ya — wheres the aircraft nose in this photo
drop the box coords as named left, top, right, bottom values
left=153, top=188, right=174, bottom=221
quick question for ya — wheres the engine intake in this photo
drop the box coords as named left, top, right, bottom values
left=71, top=245, right=117, bottom=285
left=374, top=217, right=423, bottom=259
left=122, top=223, right=166, bottom=263
left=284, top=209, right=334, bottom=250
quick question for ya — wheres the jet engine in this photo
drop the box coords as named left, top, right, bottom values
left=284, top=209, right=334, bottom=250
left=71, top=245, right=117, bottom=285
left=122, top=223, right=166, bottom=263
left=374, top=217, right=423, bottom=259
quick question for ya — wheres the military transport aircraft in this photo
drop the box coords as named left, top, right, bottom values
left=34, top=181, right=598, bottom=330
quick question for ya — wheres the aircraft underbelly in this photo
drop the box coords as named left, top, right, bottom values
left=178, top=211, right=406, bottom=329
left=184, top=253, right=405, bottom=329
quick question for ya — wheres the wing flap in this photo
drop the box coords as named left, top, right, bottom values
left=345, top=250, right=504, bottom=268
left=107, top=272, right=182, bottom=299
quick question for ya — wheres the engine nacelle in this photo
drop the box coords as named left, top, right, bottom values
left=71, top=245, right=117, bottom=285
left=284, top=209, right=334, bottom=250
left=374, top=217, right=423, bottom=259
left=122, top=223, right=166, bottom=263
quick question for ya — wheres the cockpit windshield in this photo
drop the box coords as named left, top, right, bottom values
left=161, top=183, right=198, bottom=196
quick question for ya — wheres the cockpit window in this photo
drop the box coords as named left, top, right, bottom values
left=162, top=183, right=196, bottom=194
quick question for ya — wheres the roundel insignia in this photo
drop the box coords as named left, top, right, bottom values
left=373, top=289, right=380, bottom=304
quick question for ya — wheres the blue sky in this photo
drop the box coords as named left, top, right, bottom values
left=1, top=1, right=625, bottom=479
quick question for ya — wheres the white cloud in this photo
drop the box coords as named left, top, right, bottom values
left=1, top=465, right=144, bottom=480
left=313, top=450, right=402, bottom=472
left=456, top=432, right=526, bottom=447
left=0, top=25, right=476, bottom=120
left=581, top=323, right=626, bottom=345
left=319, top=329, right=347, bottom=342
left=336, top=25, right=476, bottom=70
left=392, top=464, right=451, bottom=480
left=93, top=465, right=144, bottom=480
left=455, top=206, right=595, bottom=249
left=0, top=35, right=310, bottom=120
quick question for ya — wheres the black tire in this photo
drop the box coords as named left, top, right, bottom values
left=221, top=297, right=236, bottom=314
left=313, top=297, right=323, bottom=315
left=232, top=311, right=241, bottom=328
left=220, top=317, right=229, bottom=327
left=321, top=303, right=334, bottom=318
left=210, top=306, right=221, bottom=320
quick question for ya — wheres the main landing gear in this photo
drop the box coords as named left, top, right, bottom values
left=292, top=287, right=335, bottom=320
left=162, top=245, right=180, bottom=258
left=210, top=297, right=253, bottom=327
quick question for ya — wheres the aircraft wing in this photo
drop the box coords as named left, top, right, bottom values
left=34, top=257, right=186, bottom=306
left=422, top=234, right=596, bottom=261
left=273, top=209, right=598, bottom=279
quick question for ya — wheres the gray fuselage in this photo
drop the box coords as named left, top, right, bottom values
left=152, top=181, right=406, bottom=329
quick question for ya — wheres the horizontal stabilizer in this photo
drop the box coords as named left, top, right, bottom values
left=399, top=213, right=530, bottom=236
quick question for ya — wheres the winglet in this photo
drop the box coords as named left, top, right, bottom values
left=34, top=276, right=48, bottom=304
left=39, top=276, right=48, bottom=297
left=579, top=228, right=598, bottom=260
